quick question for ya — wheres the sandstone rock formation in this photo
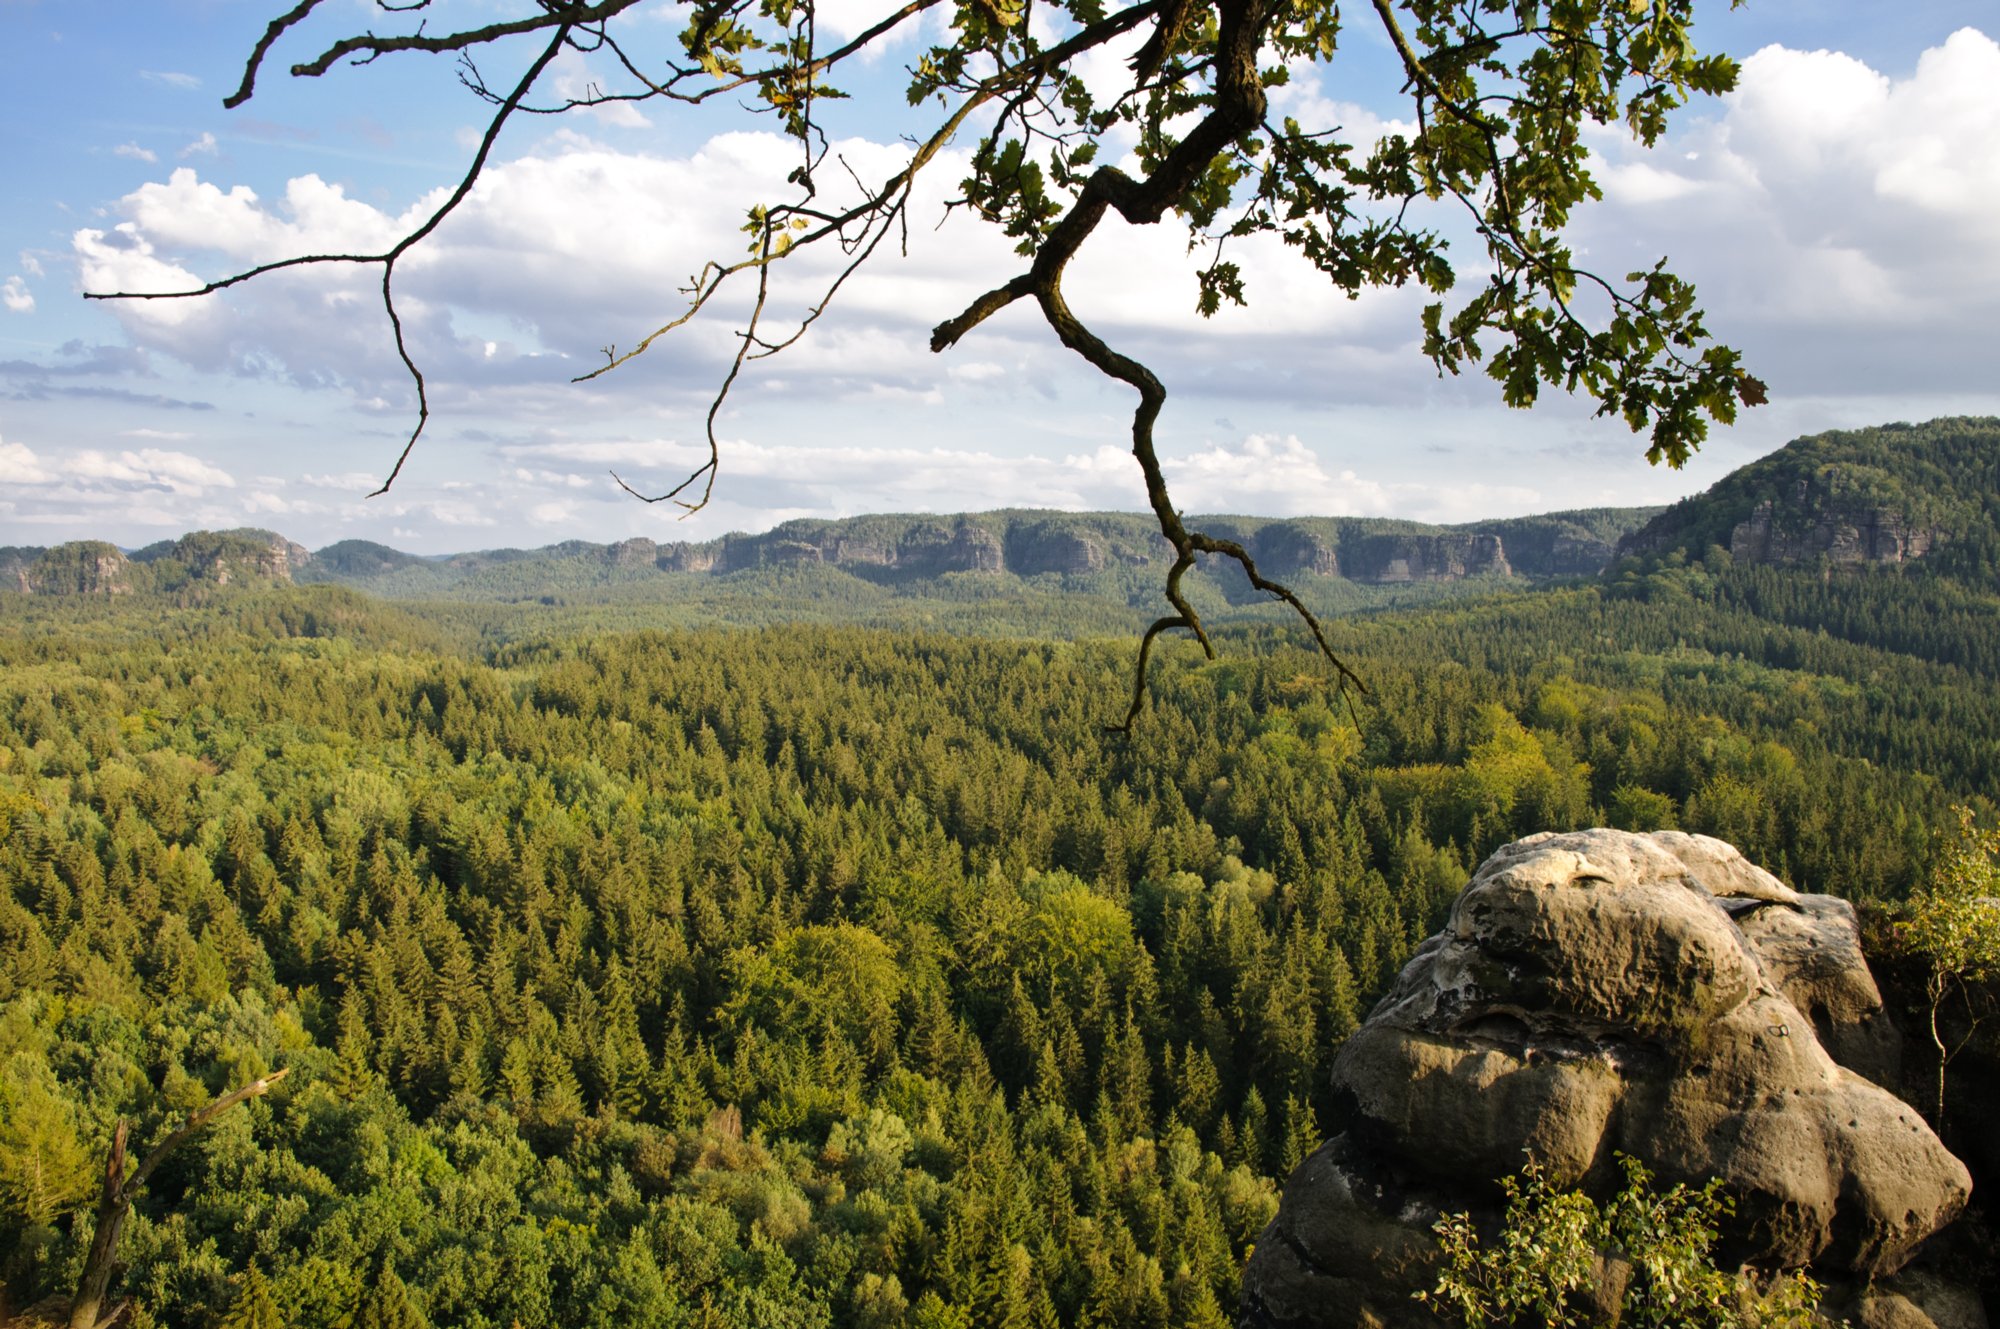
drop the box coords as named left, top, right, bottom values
left=643, top=512, right=1611, bottom=585
left=1240, top=829, right=1974, bottom=1328
left=1343, top=532, right=1511, bottom=583
left=21, top=541, right=134, bottom=594
left=1727, top=483, right=1939, bottom=566
left=608, top=536, right=658, bottom=568
left=1007, top=520, right=1110, bottom=575
left=1254, top=524, right=1340, bottom=578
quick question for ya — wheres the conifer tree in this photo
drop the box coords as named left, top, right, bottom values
left=218, top=1264, right=284, bottom=1329
left=350, top=1264, right=426, bottom=1329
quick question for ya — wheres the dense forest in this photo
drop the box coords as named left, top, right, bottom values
left=3, top=493, right=1995, bottom=1329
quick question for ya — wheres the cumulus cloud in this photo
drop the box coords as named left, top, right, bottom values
left=1580, top=28, right=2000, bottom=395
left=68, top=448, right=236, bottom=494
left=0, top=440, right=251, bottom=537
left=0, top=439, right=58, bottom=484
left=43, top=28, right=2000, bottom=548
left=114, top=143, right=158, bottom=164
left=2, top=276, right=32, bottom=313
left=550, top=52, right=653, bottom=129
left=180, top=132, right=219, bottom=158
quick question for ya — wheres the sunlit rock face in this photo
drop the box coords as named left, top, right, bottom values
left=1239, top=829, right=1971, bottom=1329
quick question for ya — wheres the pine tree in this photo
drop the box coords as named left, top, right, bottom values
left=219, top=1263, right=284, bottom=1329
left=351, top=1263, right=427, bottom=1329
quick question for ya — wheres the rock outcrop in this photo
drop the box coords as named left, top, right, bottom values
left=22, top=541, right=133, bottom=594
left=608, top=536, right=658, bottom=568
left=1254, top=524, right=1340, bottom=578
left=173, top=530, right=310, bottom=584
left=894, top=519, right=1005, bottom=574
left=1007, top=520, right=1110, bottom=575
left=1240, top=829, right=1974, bottom=1329
left=1725, top=486, right=1940, bottom=566
left=1343, top=532, right=1512, bottom=583
left=642, top=512, right=1633, bottom=585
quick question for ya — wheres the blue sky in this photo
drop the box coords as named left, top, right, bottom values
left=3, top=0, right=1998, bottom=553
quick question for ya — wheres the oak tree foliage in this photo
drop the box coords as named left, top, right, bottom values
left=1897, top=807, right=2000, bottom=1126
left=90, top=0, right=1762, bottom=725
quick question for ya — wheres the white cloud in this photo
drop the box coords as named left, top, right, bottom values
left=1580, top=27, right=2000, bottom=395
left=0, top=440, right=57, bottom=484
left=551, top=52, right=653, bottom=129
left=180, top=132, right=219, bottom=158
left=0, top=442, right=249, bottom=537
left=302, top=471, right=388, bottom=490
left=2, top=276, right=32, bottom=313
left=67, top=448, right=237, bottom=494
left=18, top=252, right=44, bottom=278
left=141, top=70, right=202, bottom=91
left=40, top=28, right=2000, bottom=551
left=114, top=143, right=159, bottom=164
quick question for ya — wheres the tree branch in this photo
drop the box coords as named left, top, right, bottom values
left=68, top=1070, right=290, bottom=1329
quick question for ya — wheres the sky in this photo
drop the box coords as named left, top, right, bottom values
left=3, top=0, right=1998, bottom=555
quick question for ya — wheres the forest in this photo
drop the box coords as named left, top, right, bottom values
left=2, top=507, right=1996, bottom=1326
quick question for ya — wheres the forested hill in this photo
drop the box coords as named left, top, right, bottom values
left=1617, top=416, right=2000, bottom=574
left=6, top=508, right=1660, bottom=606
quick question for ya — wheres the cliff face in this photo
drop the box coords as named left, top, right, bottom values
left=1007, top=520, right=1110, bottom=575
left=1622, top=473, right=1945, bottom=569
left=663, top=518, right=1012, bottom=576
left=23, top=541, right=133, bottom=595
left=1342, top=532, right=1510, bottom=583
left=1725, top=480, right=1940, bottom=565
left=1252, top=524, right=1339, bottom=578
left=651, top=513, right=1580, bottom=583
left=0, top=547, right=46, bottom=593
left=170, top=530, right=310, bottom=585
left=1613, top=418, right=1999, bottom=569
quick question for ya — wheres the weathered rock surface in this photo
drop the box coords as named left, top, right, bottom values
left=23, top=540, right=134, bottom=594
left=636, top=512, right=1627, bottom=585
left=1343, top=532, right=1512, bottom=583
left=608, top=536, right=657, bottom=568
left=1254, top=524, right=1340, bottom=578
left=1007, top=520, right=1109, bottom=575
left=1726, top=483, right=1940, bottom=566
left=1240, top=829, right=1974, bottom=1329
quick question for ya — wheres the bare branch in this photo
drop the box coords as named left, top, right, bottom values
left=225, top=0, right=331, bottom=108
left=91, top=22, right=573, bottom=496
left=287, top=0, right=644, bottom=80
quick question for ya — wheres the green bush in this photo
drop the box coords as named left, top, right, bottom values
left=1417, top=1155, right=1831, bottom=1328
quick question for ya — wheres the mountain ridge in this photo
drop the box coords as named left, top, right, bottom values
left=1616, top=416, right=2000, bottom=571
left=10, top=416, right=1997, bottom=599
left=5, top=507, right=1658, bottom=599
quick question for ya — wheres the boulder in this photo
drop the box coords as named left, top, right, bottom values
left=1240, top=829, right=1974, bottom=1328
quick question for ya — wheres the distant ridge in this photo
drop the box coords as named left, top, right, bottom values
left=1616, top=417, right=2000, bottom=571
left=14, top=417, right=1998, bottom=600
